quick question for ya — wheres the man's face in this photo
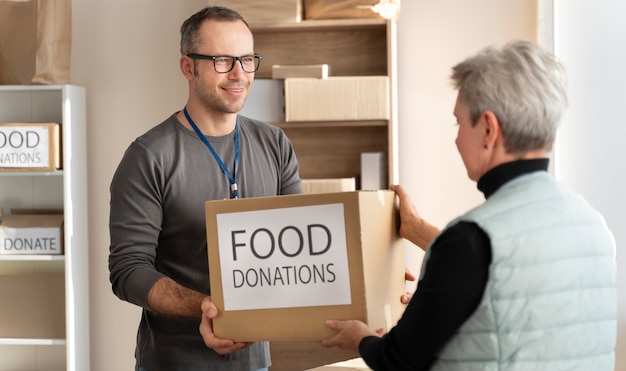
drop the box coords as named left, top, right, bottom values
left=190, top=19, right=255, bottom=114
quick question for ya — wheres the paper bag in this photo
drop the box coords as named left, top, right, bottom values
left=0, top=0, right=72, bottom=85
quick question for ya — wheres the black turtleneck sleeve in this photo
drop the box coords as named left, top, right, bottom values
left=359, top=221, right=491, bottom=370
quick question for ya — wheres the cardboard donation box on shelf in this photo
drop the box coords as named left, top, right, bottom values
left=303, top=0, right=401, bottom=20
left=304, top=0, right=385, bottom=20
left=285, top=76, right=390, bottom=121
left=208, top=0, right=302, bottom=23
left=0, top=210, right=64, bottom=255
left=205, top=190, right=406, bottom=342
left=0, top=122, right=61, bottom=171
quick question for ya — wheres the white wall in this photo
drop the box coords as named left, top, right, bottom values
left=69, top=0, right=624, bottom=370
left=71, top=1, right=208, bottom=369
left=395, top=0, right=537, bottom=296
left=553, top=1, right=626, bottom=369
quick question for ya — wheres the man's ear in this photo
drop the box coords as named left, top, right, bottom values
left=180, top=55, right=194, bottom=81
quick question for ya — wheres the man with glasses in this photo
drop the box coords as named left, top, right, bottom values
left=108, top=6, right=302, bottom=371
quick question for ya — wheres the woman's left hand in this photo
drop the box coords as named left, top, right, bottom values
left=321, top=319, right=383, bottom=351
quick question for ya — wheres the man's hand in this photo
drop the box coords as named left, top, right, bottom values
left=199, top=297, right=252, bottom=354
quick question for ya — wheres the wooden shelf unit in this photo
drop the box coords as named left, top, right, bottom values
left=251, top=18, right=398, bottom=187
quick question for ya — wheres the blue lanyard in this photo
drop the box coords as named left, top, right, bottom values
left=183, top=106, right=239, bottom=199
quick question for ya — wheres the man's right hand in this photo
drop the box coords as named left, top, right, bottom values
left=199, top=297, right=253, bottom=354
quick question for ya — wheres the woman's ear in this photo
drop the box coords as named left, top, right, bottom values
left=482, top=110, right=501, bottom=147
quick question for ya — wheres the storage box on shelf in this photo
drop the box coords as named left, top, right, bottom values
left=0, top=212, right=64, bottom=255
left=284, top=76, right=390, bottom=121
left=208, top=0, right=303, bottom=23
left=0, top=85, right=89, bottom=371
left=0, top=122, right=62, bottom=171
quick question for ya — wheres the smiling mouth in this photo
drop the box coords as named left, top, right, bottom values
left=222, top=85, right=247, bottom=95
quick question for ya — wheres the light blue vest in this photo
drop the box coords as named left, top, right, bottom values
left=424, top=172, right=616, bottom=371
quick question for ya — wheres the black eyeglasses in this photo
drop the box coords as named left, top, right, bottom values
left=187, top=53, right=262, bottom=73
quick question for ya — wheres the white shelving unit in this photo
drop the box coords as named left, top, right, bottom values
left=0, top=85, right=89, bottom=371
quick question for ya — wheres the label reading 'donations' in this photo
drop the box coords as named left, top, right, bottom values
left=216, top=203, right=351, bottom=311
left=0, top=126, right=51, bottom=168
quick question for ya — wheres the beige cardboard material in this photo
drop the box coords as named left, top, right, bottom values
left=285, top=76, right=390, bottom=121
left=0, top=273, right=65, bottom=338
left=303, top=0, right=381, bottom=20
left=272, top=64, right=330, bottom=79
left=205, top=190, right=406, bottom=342
left=302, top=178, right=356, bottom=194
left=306, top=357, right=371, bottom=370
left=0, top=122, right=61, bottom=171
left=208, top=0, right=302, bottom=23
left=0, top=213, right=64, bottom=255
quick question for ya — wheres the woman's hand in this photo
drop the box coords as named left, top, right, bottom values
left=390, top=184, right=441, bottom=250
left=321, top=319, right=383, bottom=351
left=402, top=267, right=417, bottom=304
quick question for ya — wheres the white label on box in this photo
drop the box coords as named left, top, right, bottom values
left=216, top=203, right=351, bottom=311
left=0, top=126, right=50, bottom=168
left=0, top=227, right=61, bottom=254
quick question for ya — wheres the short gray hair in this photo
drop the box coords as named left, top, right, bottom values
left=451, top=40, right=568, bottom=153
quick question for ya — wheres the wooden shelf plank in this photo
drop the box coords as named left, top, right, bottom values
left=273, top=120, right=388, bottom=129
left=251, top=18, right=387, bottom=32
left=0, top=338, right=66, bottom=346
left=0, top=255, right=64, bottom=261
left=0, top=170, right=63, bottom=177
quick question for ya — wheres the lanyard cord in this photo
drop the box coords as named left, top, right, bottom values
left=183, top=106, right=240, bottom=199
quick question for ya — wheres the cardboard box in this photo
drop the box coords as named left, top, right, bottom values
left=0, top=122, right=61, bottom=171
left=205, top=190, right=406, bottom=341
left=208, top=0, right=302, bottom=23
left=306, top=358, right=371, bottom=370
left=285, top=76, right=390, bottom=121
left=0, top=274, right=65, bottom=339
left=272, top=64, right=330, bottom=79
left=303, top=0, right=383, bottom=20
left=302, top=177, right=356, bottom=194
left=0, top=213, right=64, bottom=255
